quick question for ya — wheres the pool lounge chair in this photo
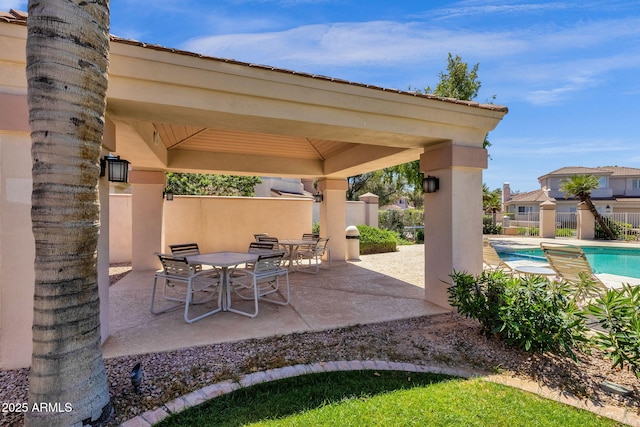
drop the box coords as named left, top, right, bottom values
left=482, top=240, right=515, bottom=274
left=540, top=242, right=607, bottom=302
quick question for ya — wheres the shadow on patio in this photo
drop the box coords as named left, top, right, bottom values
left=102, top=245, right=450, bottom=359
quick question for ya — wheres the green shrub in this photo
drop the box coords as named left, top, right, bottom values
left=378, top=209, right=423, bottom=238
left=586, top=284, right=640, bottom=377
left=517, top=226, right=538, bottom=236
left=555, top=228, right=575, bottom=237
left=312, top=222, right=320, bottom=234
left=415, top=229, right=424, bottom=242
left=482, top=216, right=502, bottom=234
left=483, top=223, right=502, bottom=234
left=448, top=270, right=588, bottom=359
left=595, top=217, right=632, bottom=240
left=356, top=225, right=397, bottom=254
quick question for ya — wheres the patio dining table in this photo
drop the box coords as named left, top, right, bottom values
left=187, top=251, right=259, bottom=311
left=278, top=239, right=316, bottom=271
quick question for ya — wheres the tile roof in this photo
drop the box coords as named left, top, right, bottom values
left=540, top=166, right=640, bottom=179
left=0, top=9, right=508, bottom=114
left=508, top=189, right=555, bottom=203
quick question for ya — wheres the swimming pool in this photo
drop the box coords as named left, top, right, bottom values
left=499, top=246, right=640, bottom=279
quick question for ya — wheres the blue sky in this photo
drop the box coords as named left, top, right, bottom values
left=5, top=0, right=640, bottom=192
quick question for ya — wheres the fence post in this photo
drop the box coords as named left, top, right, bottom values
left=539, top=200, right=556, bottom=238
left=576, top=202, right=595, bottom=240
left=358, top=192, right=379, bottom=228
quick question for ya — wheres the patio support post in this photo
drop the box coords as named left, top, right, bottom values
left=577, top=202, right=595, bottom=240
left=421, top=143, right=488, bottom=309
left=539, top=200, right=556, bottom=238
left=130, top=170, right=165, bottom=270
left=317, top=178, right=348, bottom=262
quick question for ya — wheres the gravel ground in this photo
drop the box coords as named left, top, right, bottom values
left=1, top=265, right=638, bottom=427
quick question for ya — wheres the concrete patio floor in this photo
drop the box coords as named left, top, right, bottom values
left=102, top=244, right=448, bottom=359
left=102, top=237, right=640, bottom=360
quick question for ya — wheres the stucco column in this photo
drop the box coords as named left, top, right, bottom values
left=539, top=200, right=556, bottom=238
left=359, top=192, right=379, bottom=228
left=577, top=202, right=595, bottom=240
left=130, top=170, right=165, bottom=270
left=421, top=143, right=488, bottom=309
left=317, top=178, right=348, bottom=262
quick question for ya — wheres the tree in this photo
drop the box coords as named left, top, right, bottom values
left=26, top=1, right=112, bottom=425
left=483, top=184, right=502, bottom=225
left=559, top=175, right=616, bottom=240
left=425, top=53, right=481, bottom=101
left=375, top=53, right=491, bottom=197
left=165, top=172, right=261, bottom=196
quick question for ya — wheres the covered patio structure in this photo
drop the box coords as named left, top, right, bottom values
left=0, top=10, right=507, bottom=368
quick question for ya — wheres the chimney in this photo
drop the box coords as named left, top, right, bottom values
left=502, top=182, right=511, bottom=205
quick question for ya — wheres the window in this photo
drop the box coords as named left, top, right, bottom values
left=633, top=179, right=640, bottom=190
left=518, top=206, right=533, bottom=214
left=598, top=177, right=608, bottom=188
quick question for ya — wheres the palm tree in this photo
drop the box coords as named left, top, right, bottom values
left=483, top=184, right=502, bottom=225
left=26, top=1, right=112, bottom=425
left=559, top=175, right=616, bottom=240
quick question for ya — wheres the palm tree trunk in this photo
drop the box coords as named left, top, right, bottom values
left=26, top=1, right=112, bottom=425
left=582, top=197, right=616, bottom=240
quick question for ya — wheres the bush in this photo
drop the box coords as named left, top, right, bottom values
left=555, top=228, right=575, bottom=237
left=448, top=270, right=588, bottom=359
left=415, top=229, right=424, bottom=242
left=483, top=223, right=502, bottom=235
left=595, top=217, right=632, bottom=240
left=482, top=216, right=502, bottom=234
left=378, top=209, right=423, bottom=239
left=517, top=226, right=538, bottom=236
left=356, top=225, right=397, bottom=254
left=586, top=284, right=640, bottom=377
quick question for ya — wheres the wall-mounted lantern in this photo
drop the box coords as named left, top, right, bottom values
left=313, top=192, right=324, bottom=203
left=163, top=189, right=174, bottom=201
left=100, top=155, right=130, bottom=183
left=422, top=175, right=440, bottom=193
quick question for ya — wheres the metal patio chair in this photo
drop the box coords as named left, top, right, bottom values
left=227, top=252, right=290, bottom=318
left=151, top=253, right=222, bottom=323
left=297, top=237, right=331, bottom=274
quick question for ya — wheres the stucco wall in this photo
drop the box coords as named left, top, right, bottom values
left=111, top=195, right=375, bottom=263
left=163, top=196, right=313, bottom=254
left=0, top=131, right=34, bottom=369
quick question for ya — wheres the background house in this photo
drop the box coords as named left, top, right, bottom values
left=503, top=166, right=640, bottom=219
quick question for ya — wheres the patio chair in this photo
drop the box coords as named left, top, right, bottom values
left=482, top=241, right=515, bottom=274
left=244, top=241, right=281, bottom=270
left=302, top=233, right=320, bottom=240
left=297, top=237, right=331, bottom=274
left=227, top=252, right=290, bottom=318
left=257, top=235, right=292, bottom=264
left=151, top=253, right=222, bottom=323
left=540, top=243, right=608, bottom=296
left=253, top=233, right=269, bottom=241
left=248, top=241, right=279, bottom=254
left=169, top=242, right=202, bottom=271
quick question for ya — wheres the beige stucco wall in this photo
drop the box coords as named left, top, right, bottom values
left=163, top=196, right=314, bottom=255
left=0, top=130, right=34, bottom=369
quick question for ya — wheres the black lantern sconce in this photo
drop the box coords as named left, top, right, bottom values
left=313, top=192, right=324, bottom=203
left=163, top=188, right=174, bottom=201
left=100, top=155, right=130, bottom=183
left=422, top=175, right=440, bottom=193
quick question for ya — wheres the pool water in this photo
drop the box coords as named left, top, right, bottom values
left=499, top=246, right=640, bottom=279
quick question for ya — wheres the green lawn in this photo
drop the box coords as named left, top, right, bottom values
left=155, top=370, right=620, bottom=427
